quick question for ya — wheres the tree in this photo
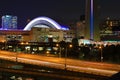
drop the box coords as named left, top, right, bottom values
left=72, top=38, right=79, bottom=47
left=59, top=40, right=66, bottom=47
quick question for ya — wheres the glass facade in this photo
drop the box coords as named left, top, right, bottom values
left=2, top=15, right=17, bottom=30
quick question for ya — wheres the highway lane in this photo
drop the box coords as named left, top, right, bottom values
left=0, top=67, right=82, bottom=80
left=0, top=60, right=107, bottom=80
left=0, top=50, right=119, bottom=77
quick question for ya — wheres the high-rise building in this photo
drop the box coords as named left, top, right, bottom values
left=85, top=0, right=100, bottom=41
left=2, top=15, right=17, bottom=30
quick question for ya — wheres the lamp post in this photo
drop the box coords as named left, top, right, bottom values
left=56, top=43, right=61, bottom=57
left=99, top=46, right=103, bottom=62
left=64, top=43, right=72, bottom=70
left=16, top=43, right=19, bottom=63
left=59, top=47, right=61, bottom=58
left=4, top=41, right=7, bottom=50
left=65, top=46, right=67, bottom=70
left=16, top=52, right=18, bottom=63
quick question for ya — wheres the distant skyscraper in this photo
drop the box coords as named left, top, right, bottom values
left=2, top=15, right=17, bottom=30
left=85, top=0, right=100, bottom=41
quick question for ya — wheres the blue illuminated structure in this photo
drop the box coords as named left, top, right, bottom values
left=2, top=15, right=17, bottom=30
left=24, top=16, right=68, bottom=31
left=90, top=0, right=94, bottom=40
left=85, top=0, right=100, bottom=41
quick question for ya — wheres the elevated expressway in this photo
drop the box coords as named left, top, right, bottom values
left=0, top=50, right=119, bottom=77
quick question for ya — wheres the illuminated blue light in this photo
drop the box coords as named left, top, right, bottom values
left=90, top=0, right=94, bottom=40
left=24, top=16, right=62, bottom=31
left=61, top=25, right=69, bottom=30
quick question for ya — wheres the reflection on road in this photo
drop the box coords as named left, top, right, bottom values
left=0, top=50, right=119, bottom=77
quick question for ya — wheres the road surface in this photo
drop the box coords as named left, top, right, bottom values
left=0, top=50, right=119, bottom=77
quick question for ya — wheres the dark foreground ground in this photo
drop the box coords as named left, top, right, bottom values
left=0, top=59, right=119, bottom=80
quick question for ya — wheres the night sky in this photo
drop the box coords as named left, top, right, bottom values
left=0, top=0, right=120, bottom=28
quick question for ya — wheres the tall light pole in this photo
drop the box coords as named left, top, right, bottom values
left=16, top=52, right=18, bottom=63
left=56, top=43, right=61, bottom=58
left=99, top=46, right=103, bottom=62
left=65, top=46, right=67, bottom=70
left=64, top=43, right=72, bottom=70
left=16, top=42, right=19, bottom=63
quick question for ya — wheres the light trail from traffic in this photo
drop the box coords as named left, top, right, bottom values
left=0, top=51, right=119, bottom=77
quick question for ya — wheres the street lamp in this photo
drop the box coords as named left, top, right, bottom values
left=64, top=43, right=72, bottom=70
left=16, top=42, right=19, bottom=63
left=65, top=46, right=67, bottom=70
left=3, top=41, right=7, bottom=50
left=16, top=52, right=18, bottom=63
left=99, top=46, right=103, bottom=62
left=56, top=43, right=61, bottom=57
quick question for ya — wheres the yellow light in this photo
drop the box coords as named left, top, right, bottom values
left=56, top=44, right=59, bottom=47
left=1, top=40, right=5, bottom=43
left=26, top=42, right=29, bottom=44
left=46, top=51, right=50, bottom=54
left=69, top=44, right=72, bottom=48
left=21, top=42, right=24, bottom=45
left=99, top=46, right=102, bottom=49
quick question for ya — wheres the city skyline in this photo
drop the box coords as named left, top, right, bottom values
left=0, top=0, right=120, bottom=28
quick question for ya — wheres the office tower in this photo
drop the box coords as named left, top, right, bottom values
left=85, top=0, right=100, bottom=41
left=2, top=15, right=17, bottom=30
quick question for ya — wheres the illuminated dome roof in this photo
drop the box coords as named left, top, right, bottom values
left=24, top=16, right=63, bottom=31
